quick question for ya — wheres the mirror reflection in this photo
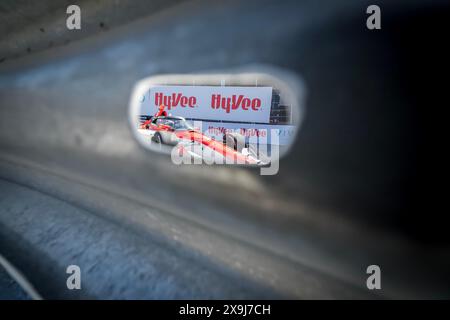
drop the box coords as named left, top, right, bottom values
left=130, top=70, right=304, bottom=166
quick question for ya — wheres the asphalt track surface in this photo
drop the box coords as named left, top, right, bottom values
left=1, top=146, right=447, bottom=299
left=0, top=150, right=375, bottom=299
left=0, top=264, right=31, bottom=300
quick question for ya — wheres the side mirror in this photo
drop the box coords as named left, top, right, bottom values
left=129, top=67, right=305, bottom=165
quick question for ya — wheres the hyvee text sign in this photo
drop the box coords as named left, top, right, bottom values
left=141, top=86, right=273, bottom=123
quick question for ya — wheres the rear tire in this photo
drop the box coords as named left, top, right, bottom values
left=223, top=132, right=247, bottom=152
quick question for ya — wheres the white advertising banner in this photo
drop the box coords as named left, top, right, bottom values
left=199, top=121, right=296, bottom=146
left=140, top=86, right=273, bottom=123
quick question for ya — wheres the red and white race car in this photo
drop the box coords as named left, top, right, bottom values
left=138, top=115, right=266, bottom=165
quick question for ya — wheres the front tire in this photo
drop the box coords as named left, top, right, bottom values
left=151, top=132, right=163, bottom=148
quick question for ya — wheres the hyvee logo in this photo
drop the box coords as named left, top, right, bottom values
left=154, top=92, right=196, bottom=110
left=211, top=94, right=262, bottom=113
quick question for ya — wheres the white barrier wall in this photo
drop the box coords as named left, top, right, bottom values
left=199, top=121, right=296, bottom=146
left=139, top=85, right=295, bottom=145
